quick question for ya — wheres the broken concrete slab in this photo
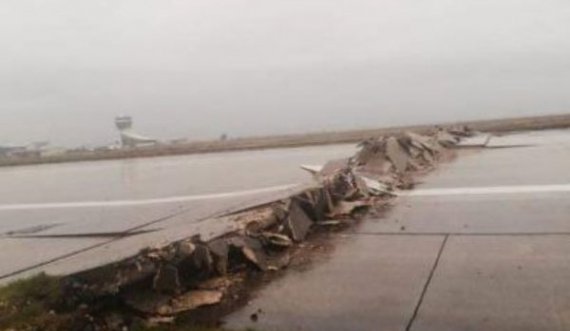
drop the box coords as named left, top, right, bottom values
left=261, top=232, right=293, bottom=248
left=208, top=239, right=230, bottom=275
left=285, top=201, right=313, bottom=242
left=386, top=136, right=410, bottom=173
left=234, top=207, right=280, bottom=233
left=327, top=200, right=371, bottom=218
left=0, top=126, right=471, bottom=331
left=318, top=158, right=351, bottom=177
left=153, top=264, right=181, bottom=294
left=406, top=132, right=436, bottom=150
left=228, top=236, right=268, bottom=271
left=356, top=175, right=395, bottom=196
left=436, top=129, right=459, bottom=147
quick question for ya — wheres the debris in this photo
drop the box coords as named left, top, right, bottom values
left=235, top=207, right=279, bottom=233
left=285, top=201, right=313, bottom=242
left=300, top=165, right=323, bottom=177
left=386, top=136, right=410, bottom=173
left=123, top=291, right=172, bottom=315
left=436, top=129, right=459, bottom=147
left=228, top=237, right=268, bottom=271
left=318, top=158, right=351, bottom=177
left=196, top=277, right=233, bottom=291
left=208, top=239, right=230, bottom=275
left=267, top=253, right=291, bottom=271
left=405, top=132, right=439, bottom=154
left=328, top=200, right=371, bottom=218
left=158, top=290, right=223, bottom=315
left=261, top=232, right=293, bottom=248
left=192, top=244, right=214, bottom=273
left=176, top=240, right=196, bottom=259
left=153, top=264, right=181, bottom=294
left=28, top=125, right=470, bottom=331
left=303, top=188, right=329, bottom=221
left=357, top=175, right=395, bottom=196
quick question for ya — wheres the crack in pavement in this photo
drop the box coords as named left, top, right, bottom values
left=406, top=234, right=449, bottom=331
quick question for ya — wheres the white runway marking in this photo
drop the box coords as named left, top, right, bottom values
left=402, top=184, right=570, bottom=197
left=0, top=184, right=299, bottom=211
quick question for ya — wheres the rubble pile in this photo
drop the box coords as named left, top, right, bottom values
left=54, top=127, right=471, bottom=330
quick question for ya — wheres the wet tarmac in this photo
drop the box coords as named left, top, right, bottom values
left=0, top=144, right=356, bottom=282
left=225, top=129, right=570, bottom=331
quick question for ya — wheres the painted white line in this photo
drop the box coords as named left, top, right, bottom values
left=402, top=184, right=570, bottom=197
left=0, top=184, right=299, bottom=211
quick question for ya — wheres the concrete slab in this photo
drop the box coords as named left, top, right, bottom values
left=0, top=204, right=184, bottom=235
left=421, top=144, right=570, bottom=189
left=0, top=144, right=355, bottom=205
left=0, top=142, right=353, bottom=282
left=0, top=237, right=105, bottom=278
left=487, top=129, right=570, bottom=148
left=224, top=235, right=444, bottom=331
left=358, top=192, right=570, bottom=234
left=412, top=236, right=570, bottom=331
left=0, top=185, right=310, bottom=283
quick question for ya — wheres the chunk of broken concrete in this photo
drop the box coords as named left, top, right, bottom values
left=236, top=207, right=279, bottom=233
left=356, top=175, right=395, bottom=196
left=261, top=232, right=293, bottom=248
left=228, top=236, right=268, bottom=271
left=153, top=264, right=181, bottom=294
left=192, top=244, right=214, bottom=273
left=176, top=241, right=196, bottom=259
left=285, top=201, right=313, bottom=242
left=436, top=130, right=459, bottom=147
left=386, top=136, right=410, bottom=173
left=158, top=290, right=223, bottom=315
left=318, top=158, right=350, bottom=177
left=405, top=132, right=439, bottom=154
left=328, top=200, right=371, bottom=218
left=208, top=239, right=230, bottom=275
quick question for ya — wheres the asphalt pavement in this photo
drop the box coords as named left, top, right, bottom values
left=225, top=129, right=570, bottom=331
left=0, top=144, right=356, bottom=283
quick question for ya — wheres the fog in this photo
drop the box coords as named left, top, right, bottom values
left=1, top=0, right=570, bottom=147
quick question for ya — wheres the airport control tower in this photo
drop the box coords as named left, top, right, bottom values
left=115, top=116, right=157, bottom=148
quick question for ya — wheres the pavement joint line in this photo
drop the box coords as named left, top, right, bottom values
left=406, top=234, right=449, bottom=331
left=401, top=183, right=570, bottom=197
left=345, top=232, right=570, bottom=237
left=0, top=208, right=190, bottom=280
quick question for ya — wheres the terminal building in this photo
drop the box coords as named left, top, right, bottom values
left=115, top=116, right=158, bottom=148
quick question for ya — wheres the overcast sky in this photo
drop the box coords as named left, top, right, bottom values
left=2, top=0, right=570, bottom=147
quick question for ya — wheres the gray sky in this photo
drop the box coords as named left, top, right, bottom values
left=2, top=0, right=570, bottom=147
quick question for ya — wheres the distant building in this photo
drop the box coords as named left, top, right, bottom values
left=0, top=145, right=27, bottom=158
left=115, top=116, right=158, bottom=148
